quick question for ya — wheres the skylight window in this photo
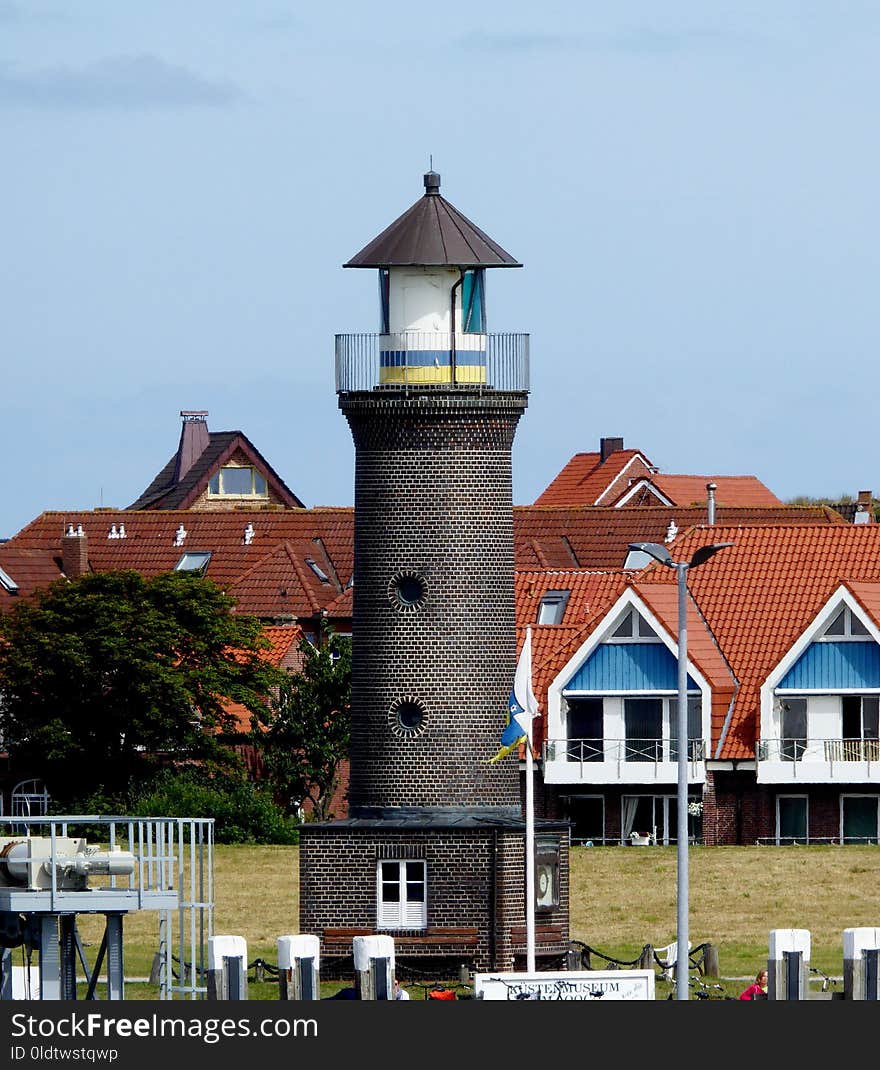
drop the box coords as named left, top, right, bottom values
left=208, top=466, right=268, bottom=498
left=175, top=551, right=212, bottom=574
left=819, top=605, right=870, bottom=640
left=0, top=566, right=19, bottom=593
left=537, top=590, right=570, bottom=625
left=305, top=557, right=330, bottom=584
left=623, top=548, right=653, bottom=570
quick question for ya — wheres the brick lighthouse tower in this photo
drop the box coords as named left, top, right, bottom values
left=298, top=172, right=569, bottom=974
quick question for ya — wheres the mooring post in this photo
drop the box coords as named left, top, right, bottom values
left=277, top=934, right=320, bottom=1000
left=207, top=935, right=248, bottom=1000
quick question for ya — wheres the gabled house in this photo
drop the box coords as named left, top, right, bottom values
left=529, top=523, right=880, bottom=847
left=522, top=569, right=735, bottom=846
left=127, top=411, right=305, bottom=511
left=534, top=436, right=783, bottom=510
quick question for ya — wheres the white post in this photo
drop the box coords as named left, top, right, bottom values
left=525, top=739, right=536, bottom=974
left=353, top=934, right=395, bottom=1000
left=277, top=934, right=320, bottom=1000
left=843, top=927, right=880, bottom=1000
left=675, top=562, right=689, bottom=1000
left=207, top=935, right=248, bottom=1000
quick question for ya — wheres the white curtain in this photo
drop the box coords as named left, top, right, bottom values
left=621, top=796, right=639, bottom=841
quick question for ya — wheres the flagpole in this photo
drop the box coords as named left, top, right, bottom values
left=525, top=731, right=536, bottom=973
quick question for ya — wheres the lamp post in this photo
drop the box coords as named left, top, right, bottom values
left=628, top=540, right=734, bottom=1000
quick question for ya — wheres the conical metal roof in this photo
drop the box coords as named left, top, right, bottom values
left=344, top=172, right=521, bottom=269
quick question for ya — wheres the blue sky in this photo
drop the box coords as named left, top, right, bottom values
left=3, top=2, right=879, bottom=537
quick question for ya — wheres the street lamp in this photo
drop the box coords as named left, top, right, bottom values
left=627, top=539, right=734, bottom=1000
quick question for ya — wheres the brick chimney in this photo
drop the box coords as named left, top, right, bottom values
left=173, top=411, right=210, bottom=484
left=61, top=525, right=90, bottom=579
left=600, top=436, right=624, bottom=463
left=854, top=490, right=875, bottom=525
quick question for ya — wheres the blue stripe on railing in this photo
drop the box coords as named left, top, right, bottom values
left=379, top=350, right=484, bottom=367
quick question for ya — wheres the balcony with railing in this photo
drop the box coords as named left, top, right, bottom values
left=757, top=737, right=880, bottom=783
left=335, top=331, right=529, bottom=393
left=542, top=737, right=706, bottom=785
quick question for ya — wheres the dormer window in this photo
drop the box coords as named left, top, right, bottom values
left=609, top=607, right=659, bottom=642
left=208, top=466, right=268, bottom=498
left=819, top=605, right=870, bottom=640
left=537, top=590, right=570, bottom=625
left=175, top=551, right=212, bottom=574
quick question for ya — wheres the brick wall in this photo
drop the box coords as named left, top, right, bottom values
left=300, top=821, right=570, bottom=973
left=339, top=390, right=529, bottom=811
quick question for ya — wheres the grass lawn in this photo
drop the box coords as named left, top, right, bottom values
left=61, top=842, right=880, bottom=999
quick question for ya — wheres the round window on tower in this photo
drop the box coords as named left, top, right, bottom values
left=388, top=696, right=428, bottom=739
left=388, top=571, right=428, bottom=613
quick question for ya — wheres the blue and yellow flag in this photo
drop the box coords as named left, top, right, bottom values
left=489, top=626, right=538, bottom=764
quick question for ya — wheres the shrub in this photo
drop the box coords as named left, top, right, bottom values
left=127, top=770, right=299, bottom=845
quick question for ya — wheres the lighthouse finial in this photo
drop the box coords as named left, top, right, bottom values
left=423, top=167, right=440, bottom=195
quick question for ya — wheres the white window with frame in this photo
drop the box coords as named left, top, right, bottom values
left=621, top=793, right=703, bottom=845
left=776, top=795, right=808, bottom=844
left=377, top=859, right=427, bottom=929
left=208, top=465, right=268, bottom=498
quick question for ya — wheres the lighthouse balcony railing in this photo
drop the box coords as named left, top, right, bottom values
left=335, top=331, right=529, bottom=393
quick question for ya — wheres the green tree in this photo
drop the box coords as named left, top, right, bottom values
left=0, top=570, right=284, bottom=806
left=255, top=620, right=351, bottom=822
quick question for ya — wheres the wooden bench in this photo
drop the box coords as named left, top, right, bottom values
left=323, top=926, right=479, bottom=948
left=510, top=924, right=567, bottom=945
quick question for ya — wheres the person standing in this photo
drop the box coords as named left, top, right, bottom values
left=394, top=979, right=411, bottom=1000
left=739, top=969, right=769, bottom=1000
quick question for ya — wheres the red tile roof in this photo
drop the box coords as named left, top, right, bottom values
left=1, top=509, right=355, bottom=622
left=637, top=474, right=782, bottom=508
left=534, top=450, right=654, bottom=506
left=536, top=451, right=783, bottom=509
left=2, top=506, right=840, bottom=615
left=223, top=624, right=304, bottom=732
left=513, top=504, right=843, bottom=570
left=516, top=572, right=737, bottom=753
left=639, top=523, right=880, bottom=759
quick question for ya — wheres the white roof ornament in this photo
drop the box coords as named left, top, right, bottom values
left=173, top=524, right=188, bottom=547
left=109, top=525, right=118, bottom=539
left=243, top=523, right=255, bottom=545
left=118, top=523, right=126, bottom=539
left=76, top=524, right=84, bottom=537
left=665, top=519, right=679, bottom=544
left=66, top=524, right=75, bottom=537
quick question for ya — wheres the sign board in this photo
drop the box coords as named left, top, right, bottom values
left=473, top=969, right=655, bottom=1001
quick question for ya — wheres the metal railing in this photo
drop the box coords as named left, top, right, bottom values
left=335, top=331, right=529, bottom=393
left=544, top=738, right=706, bottom=764
left=757, top=737, right=880, bottom=764
left=0, top=814, right=213, bottom=1000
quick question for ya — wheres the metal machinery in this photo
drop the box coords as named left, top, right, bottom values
left=0, top=816, right=214, bottom=1001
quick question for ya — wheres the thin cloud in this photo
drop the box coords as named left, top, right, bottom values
left=0, top=54, right=242, bottom=110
